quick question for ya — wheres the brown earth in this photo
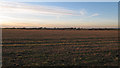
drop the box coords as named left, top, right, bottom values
left=2, top=29, right=119, bottom=66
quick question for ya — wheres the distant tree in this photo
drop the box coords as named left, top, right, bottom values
left=38, top=27, right=42, bottom=29
left=22, top=27, right=26, bottom=29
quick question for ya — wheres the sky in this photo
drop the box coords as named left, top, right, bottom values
left=0, top=2, right=118, bottom=28
left=0, top=0, right=119, bottom=2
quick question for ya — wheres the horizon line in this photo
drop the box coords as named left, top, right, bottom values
left=1, top=27, right=119, bottom=29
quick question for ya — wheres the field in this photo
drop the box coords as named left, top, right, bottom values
left=2, top=29, right=119, bottom=66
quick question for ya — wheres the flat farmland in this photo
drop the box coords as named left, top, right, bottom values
left=2, top=29, right=119, bottom=66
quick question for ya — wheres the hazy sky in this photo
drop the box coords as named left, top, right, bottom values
left=0, top=2, right=118, bottom=28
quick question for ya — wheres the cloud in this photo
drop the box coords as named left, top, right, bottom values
left=90, top=13, right=100, bottom=17
left=79, top=9, right=87, bottom=15
left=0, top=1, right=84, bottom=16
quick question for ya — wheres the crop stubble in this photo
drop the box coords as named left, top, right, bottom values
left=2, top=29, right=119, bottom=66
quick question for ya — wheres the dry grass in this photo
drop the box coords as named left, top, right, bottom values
left=2, top=29, right=119, bottom=66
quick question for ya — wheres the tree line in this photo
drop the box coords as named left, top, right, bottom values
left=3, top=27, right=119, bottom=30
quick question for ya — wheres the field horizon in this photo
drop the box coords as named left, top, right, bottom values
left=1, top=1, right=119, bottom=67
left=2, top=27, right=119, bottom=30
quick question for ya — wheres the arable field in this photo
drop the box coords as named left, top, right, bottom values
left=2, top=29, right=119, bottom=66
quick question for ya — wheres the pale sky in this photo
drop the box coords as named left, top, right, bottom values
left=0, top=2, right=118, bottom=28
